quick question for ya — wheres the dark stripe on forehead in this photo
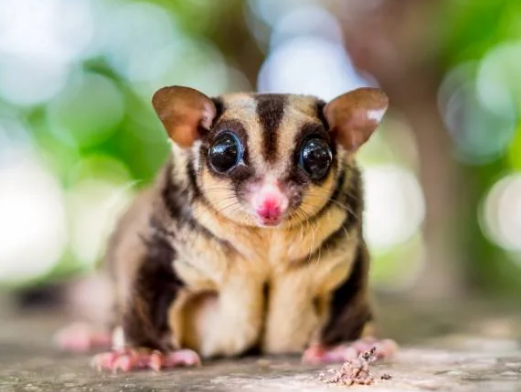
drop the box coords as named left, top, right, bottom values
left=255, top=94, right=287, bottom=162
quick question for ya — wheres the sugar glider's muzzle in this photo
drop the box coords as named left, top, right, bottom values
left=250, top=181, right=289, bottom=226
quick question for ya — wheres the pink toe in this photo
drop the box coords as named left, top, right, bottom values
left=324, top=346, right=358, bottom=363
left=114, top=356, right=133, bottom=372
left=302, top=338, right=398, bottom=365
left=149, top=352, right=163, bottom=372
left=301, top=346, right=324, bottom=364
left=375, top=339, right=398, bottom=359
left=92, top=349, right=202, bottom=372
left=351, top=340, right=374, bottom=353
left=91, top=352, right=115, bottom=370
left=164, top=349, right=201, bottom=367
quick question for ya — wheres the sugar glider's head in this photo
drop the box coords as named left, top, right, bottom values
left=152, top=86, right=388, bottom=228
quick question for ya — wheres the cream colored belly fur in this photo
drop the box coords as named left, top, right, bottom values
left=167, top=205, right=358, bottom=358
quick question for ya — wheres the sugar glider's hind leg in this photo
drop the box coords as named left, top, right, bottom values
left=302, top=243, right=398, bottom=364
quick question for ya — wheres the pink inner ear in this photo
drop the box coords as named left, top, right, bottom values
left=324, top=88, right=388, bottom=152
left=152, top=86, right=216, bottom=148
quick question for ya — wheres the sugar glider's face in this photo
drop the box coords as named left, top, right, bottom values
left=197, top=94, right=338, bottom=227
left=152, top=87, right=388, bottom=228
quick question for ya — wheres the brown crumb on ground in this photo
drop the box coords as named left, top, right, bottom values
left=319, top=347, right=394, bottom=387
left=320, top=347, right=378, bottom=387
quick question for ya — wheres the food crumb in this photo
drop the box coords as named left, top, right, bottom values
left=320, top=347, right=378, bottom=387
left=319, top=346, right=394, bottom=387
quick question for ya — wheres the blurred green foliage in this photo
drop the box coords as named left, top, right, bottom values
left=439, top=0, right=521, bottom=296
left=1, top=0, right=521, bottom=298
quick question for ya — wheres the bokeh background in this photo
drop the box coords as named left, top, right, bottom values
left=1, top=0, right=521, bottom=308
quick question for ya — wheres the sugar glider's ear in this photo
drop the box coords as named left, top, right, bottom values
left=152, top=86, right=217, bottom=148
left=324, top=88, right=389, bottom=152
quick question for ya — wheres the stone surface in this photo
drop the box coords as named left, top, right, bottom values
left=1, top=305, right=521, bottom=392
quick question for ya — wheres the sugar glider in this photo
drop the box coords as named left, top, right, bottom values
left=55, top=86, right=397, bottom=371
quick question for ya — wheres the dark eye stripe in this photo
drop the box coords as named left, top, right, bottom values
left=255, top=94, right=287, bottom=163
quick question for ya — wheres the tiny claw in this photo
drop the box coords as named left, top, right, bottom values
left=113, top=355, right=133, bottom=373
left=91, top=352, right=115, bottom=370
left=91, top=348, right=201, bottom=372
left=149, top=351, right=162, bottom=372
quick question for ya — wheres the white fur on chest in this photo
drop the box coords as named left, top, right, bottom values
left=169, top=208, right=357, bottom=357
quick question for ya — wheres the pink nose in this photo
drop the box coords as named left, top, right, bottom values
left=251, top=182, right=289, bottom=226
left=256, top=197, right=282, bottom=221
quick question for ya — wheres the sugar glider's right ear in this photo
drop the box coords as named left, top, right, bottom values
left=152, top=86, right=217, bottom=148
left=324, top=88, right=388, bottom=153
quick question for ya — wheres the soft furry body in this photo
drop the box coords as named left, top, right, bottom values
left=105, top=92, right=374, bottom=359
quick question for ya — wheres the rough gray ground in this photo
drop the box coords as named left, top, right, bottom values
left=1, top=299, right=520, bottom=392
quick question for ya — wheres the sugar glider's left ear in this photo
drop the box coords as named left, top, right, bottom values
left=324, top=88, right=389, bottom=152
left=152, top=86, right=217, bottom=148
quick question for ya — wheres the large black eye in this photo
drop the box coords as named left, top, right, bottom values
left=208, top=132, right=243, bottom=173
left=299, top=138, right=332, bottom=180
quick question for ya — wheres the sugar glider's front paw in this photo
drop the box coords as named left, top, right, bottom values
left=91, top=348, right=201, bottom=372
left=302, top=337, right=398, bottom=365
